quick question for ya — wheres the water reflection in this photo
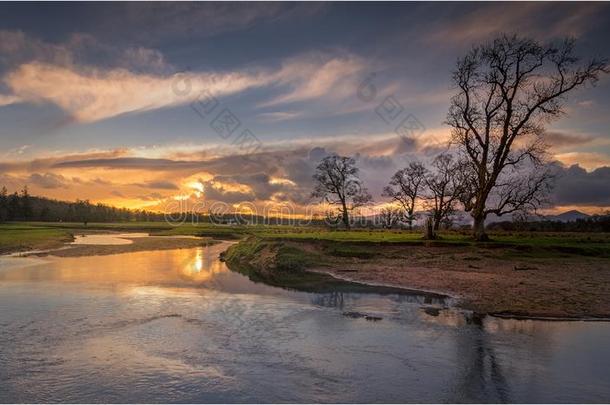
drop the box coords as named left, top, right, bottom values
left=1, top=241, right=609, bottom=403
left=0, top=243, right=234, bottom=289
left=71, top=233, right=148, bottom=245
left=452, top=322, right=510, bottom=403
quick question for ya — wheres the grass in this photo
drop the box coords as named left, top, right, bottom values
left=0, top=223, right=73, bottom=254
left=2, top=221, right=610, bottom=257
left=221, top=236, right=411, bottom=294
left=22, top=221, right=174, bottom=232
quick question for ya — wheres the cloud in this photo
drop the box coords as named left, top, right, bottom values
left=4, top=130, right=610, bottom=212
left=0, top=148, right=129, bottom=172
left=545, top=131, right=595, bottom=149
left=4, top=62, right=270, bottom=123
left=3, top=49, right=372, bottom=124
left=257, top=111, right=303, bottom=122
left=27, top=172, right=68, bottom=189
left=0, top=93, right=22, bottom=106
left=1, top=144, right=30, bottom=159
left=210, top=172, right=287, bottom=201
left=554, top=152, right=610, bottom=171
left=199, top=181, right=255, bottom=204
left=260, top=52, right=366, bottom=108
left=101, top=3, right=327, bottom=43
left=1, top=26, right=375, bottom=123
left=136, top=192, right=164, bottom=201
left=0, top=30, right=74, bottom=70
left=53, top=157, right=192, bottom=170
left=552, top=164, right=610, bottom=206
left=133, top=180, right=179, bottom=190
left=577, top=100, right=595, bottom=108
left=120, top=47, right=168, bottom=73
left=426, top=3, right=606, bottom=45
left=0, top=29, right=175, bottom=75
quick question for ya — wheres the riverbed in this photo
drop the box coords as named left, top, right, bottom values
left=0, top=236, right=609, bottom=402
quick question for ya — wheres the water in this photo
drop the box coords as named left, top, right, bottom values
left=1, top=238, right=609, bottom=403
left=70, top=233, right=149, bottom=245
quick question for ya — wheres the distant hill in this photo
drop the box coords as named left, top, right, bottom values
left=542, top=210, right=590, bottom=222
left=386, top=209, right=596, bottom=227
left=466, top=209, right=593, bottom=225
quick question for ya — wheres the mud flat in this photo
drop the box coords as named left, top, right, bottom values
left=223, top=236, right=610, bottom=319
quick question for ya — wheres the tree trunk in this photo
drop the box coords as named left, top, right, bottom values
left=341, top=200, right=350, bottom=230
left=472, top=212, right=488, bottom=241
left=433, top=213, right=441, bottom=232
left=424, top=217, right=436, bottom=240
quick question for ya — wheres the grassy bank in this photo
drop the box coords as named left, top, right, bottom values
left=223, top=234, right=610, bottom=318
left=3, top=221, right=610, bottom=257
left=0, top=224, right=73, bottom=254
left=222, top=236, right=423, bottom=295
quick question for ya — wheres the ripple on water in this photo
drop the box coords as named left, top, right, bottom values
left=1, top=237, right=609, bottom=403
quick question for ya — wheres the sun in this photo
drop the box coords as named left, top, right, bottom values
left=188, top=181, right=205, bottom=197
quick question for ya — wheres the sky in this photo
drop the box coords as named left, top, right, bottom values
left=1, top=2, right=610, bottom=216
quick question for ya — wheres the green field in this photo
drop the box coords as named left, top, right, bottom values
left=0, top=223, right=74, bottom=254
left=2, top=221, right=610, bottom=257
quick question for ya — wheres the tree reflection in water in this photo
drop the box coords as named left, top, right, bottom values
left=311, top=291, right=345, bottom=309
left=452, top=315, right=510, bottom=403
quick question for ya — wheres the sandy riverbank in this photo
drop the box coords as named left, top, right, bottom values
left=224, top=237, right=610, bottom=319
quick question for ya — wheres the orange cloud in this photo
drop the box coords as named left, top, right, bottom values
left=554, top=152, right=610, bottom=171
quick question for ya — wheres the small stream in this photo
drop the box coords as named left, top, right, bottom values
left=0, top=235, right=609, bottom=403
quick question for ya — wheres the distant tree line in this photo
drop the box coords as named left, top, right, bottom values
left=487, top=214, right=610, bottom=233
left=0, top=186, right=330, bottom=225
left=0, top=186, right=165, bottom=223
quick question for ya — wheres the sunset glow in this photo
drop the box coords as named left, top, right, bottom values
left=0, top=3, right=609, bottom=216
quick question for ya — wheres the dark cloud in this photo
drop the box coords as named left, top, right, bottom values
left=201, top=183, right=254, bottom=204
left=7, top=137, right=610, bottom=211
left=357, top=154, right=395, bottom=170
left=426, top=3, right=606, bottom=44
left=551, top=164, right=610, bottom=206
left=393, top=137, right=418, bottom=154
left=137, top=192, right=164, bottom=201
left=92, top=178, right=112, bottom=186
left=52, top=153, right=281, bottom=175
left=27, top=172, right=67, bottom=189
left=308, top=147, right=329, bottom=162
left=133, top=180, right=179, bottom=190
left=545, top=131, right=595, bottom=149
left=211, top=172, right=283, bottom=201
left=53, top=157, right=194, bottom=170
left=96, top=3, right=327, bottom=45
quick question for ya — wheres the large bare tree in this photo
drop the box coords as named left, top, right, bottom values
left=312, top=155, right=372, bottom=230
left=447, top=34, right=607, bottom=240
left=382, top=162, right=427, bottom=230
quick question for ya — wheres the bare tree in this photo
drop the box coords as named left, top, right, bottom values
left=447, top=34, right=608, bottom=240
left=312, top=155, right=372, bottom=230
left=382, top=162, right=427, bottom=230
left=379, top=206, right=404, bottom=229
left=423, top=153, right=464, bottom=238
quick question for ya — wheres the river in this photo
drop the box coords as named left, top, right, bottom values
left=0, top=238, right=609, bottom=403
